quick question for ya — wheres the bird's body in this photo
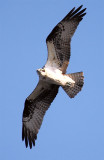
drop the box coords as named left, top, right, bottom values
left=37, top=67, right=75, bottom=86
left=22, top=5, right=86, bottom=148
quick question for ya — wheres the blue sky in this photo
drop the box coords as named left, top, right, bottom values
left=0, top=0, right=104, bottom=159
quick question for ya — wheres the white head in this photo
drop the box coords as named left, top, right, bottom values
left=37, top=68, right=46, bottom=77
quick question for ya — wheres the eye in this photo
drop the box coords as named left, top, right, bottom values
left=42, top=69, right=45, bottom=72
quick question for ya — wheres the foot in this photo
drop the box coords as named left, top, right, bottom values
left=66, top=82, right=71, bottom=86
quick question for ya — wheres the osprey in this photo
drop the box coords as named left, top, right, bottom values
left=22, top=5, right=86, bottom=148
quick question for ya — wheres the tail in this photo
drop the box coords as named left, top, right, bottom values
left=62, top=72, right=84, bottom=98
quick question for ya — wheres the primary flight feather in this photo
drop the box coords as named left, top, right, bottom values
left=22, top=5, right=86, bottom=148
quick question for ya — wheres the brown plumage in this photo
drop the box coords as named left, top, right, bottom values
left=22, top=5, right=86, bottom=148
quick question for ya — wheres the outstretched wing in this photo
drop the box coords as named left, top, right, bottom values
left=45, top=5, right=86, bottom=73
left=22, top=80, right=59, bottom=148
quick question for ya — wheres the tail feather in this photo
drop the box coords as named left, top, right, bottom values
left=62, top=72, right=84, bottom=98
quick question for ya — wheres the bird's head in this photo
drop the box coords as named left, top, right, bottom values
left=37, top=68, right=46, bottom=76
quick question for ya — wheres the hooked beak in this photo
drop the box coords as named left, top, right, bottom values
left=37, top=69, right=40, bottom=74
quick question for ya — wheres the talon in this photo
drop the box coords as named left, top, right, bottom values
left=66, top=82, right=71, bottom=86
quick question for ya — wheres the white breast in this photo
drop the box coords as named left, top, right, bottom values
left=44, top=66, right=74, bottom=86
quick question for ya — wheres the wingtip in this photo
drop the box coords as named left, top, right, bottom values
left=72, top=5, right=83, bottom=10
left=75, top=5, right=86, bottom=15
left=72, top=6, right=75, bottom=11
left=29, top=143, right=32, bottom=149
left=80, top=5, right=87, bottom=14
left=63, top=5, right=86, bottom=21
left=82, top=7, right=87, bottom=12
left=22, top=124, right=37, bottom=148
left=25, top=136, right=28, bottom=148
left=78, top=5, right=83, bottom=9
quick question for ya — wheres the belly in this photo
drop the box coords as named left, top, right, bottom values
left=40, top=71, right=71, bottom=86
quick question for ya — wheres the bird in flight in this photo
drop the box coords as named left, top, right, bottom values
left=22, top=5, right=86, bottom=149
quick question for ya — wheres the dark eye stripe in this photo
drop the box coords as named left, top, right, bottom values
left=42, top=69, right=45, bottom=72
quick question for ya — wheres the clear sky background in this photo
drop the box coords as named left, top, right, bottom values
left=0, top=0, right=104, bottom=160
